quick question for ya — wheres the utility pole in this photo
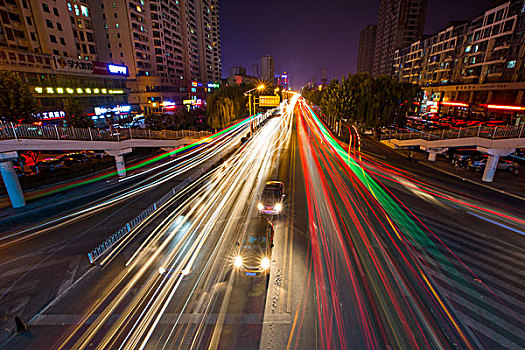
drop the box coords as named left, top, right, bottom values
left=321, top=68, right=328, bottom=86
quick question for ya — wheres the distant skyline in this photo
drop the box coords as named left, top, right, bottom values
left=220, top=0, right=492, bottom=90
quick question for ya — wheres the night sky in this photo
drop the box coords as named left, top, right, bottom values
left=220, top=0, right=493, bottom=90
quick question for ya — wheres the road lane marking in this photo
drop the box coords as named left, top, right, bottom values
left=467, top=211, right=525, bottom=236
left=56, top=256, right=81, bottom=296
left=31, top=313, right=291, bottom=326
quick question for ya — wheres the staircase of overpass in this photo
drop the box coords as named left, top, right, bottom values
left=380, top=124, right=525, bottom=183
left=0, top=122, right=212, bottom=208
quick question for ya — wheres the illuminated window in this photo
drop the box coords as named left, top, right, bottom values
left=81, top=5, right=89, bottom=17
left=507, top=60, right=516, bottom=69
left=136, top=5, right=142, bottom=12
left=67, top=2, right=72, bottom=11
left=115, top=23, right=119, bottom=28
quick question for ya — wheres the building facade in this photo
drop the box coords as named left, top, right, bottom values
left=357, top=25, right=377, bottom=74
left=260, top=54, right=274, bottom=82
left=90, top=0, right=221, bottom=114
left=251, top=63, right=259, bottom=78
left=230, top=66, right=246, bottom=76
left=393, top=0, right=525, bottom=121
left=276, top=72, right=289, bottom=90
left=0, top=0, right=129, bottom=123
left=0, top=0, right=221, bottom=118
left=372, top=0, right=428, bottom=77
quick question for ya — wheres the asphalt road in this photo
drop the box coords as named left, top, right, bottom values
left=2, top=96, right=525, bottom=349
left=0, top=121, right=247, bottom=346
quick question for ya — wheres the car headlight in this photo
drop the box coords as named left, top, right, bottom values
left=274, top=203, right=282, bottom=212
left=257, top=203, right=264, bottom=210
left=234, top=256, right=243, bottom=268
left=260, top=257, right=270, bottom=270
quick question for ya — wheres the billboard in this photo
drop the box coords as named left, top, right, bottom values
left=259, top=95, right=280, bottom=107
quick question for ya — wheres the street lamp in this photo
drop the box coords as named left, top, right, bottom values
left=243, top=84, right=266, bottom=117
left=243, top=84, right=266, bottom=134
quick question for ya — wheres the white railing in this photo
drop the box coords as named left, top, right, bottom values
left=0, top=122, right=211, bottom=142
left=87, top=168, right=204, bottom=264
left=381, top=124, right=525, bottom=141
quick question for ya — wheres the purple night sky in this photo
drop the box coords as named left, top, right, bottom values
left=220, top=0, right=493, bottom=90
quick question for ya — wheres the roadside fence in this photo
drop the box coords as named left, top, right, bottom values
left=0, top=122, right=211, bottom=142
left=87, top=167, right=205, bottom=264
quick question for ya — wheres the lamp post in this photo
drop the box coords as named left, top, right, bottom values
left=244, top=84, right=265, bottom=134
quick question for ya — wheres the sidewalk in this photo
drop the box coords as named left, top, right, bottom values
left=369, top=135, right=525, bottom=200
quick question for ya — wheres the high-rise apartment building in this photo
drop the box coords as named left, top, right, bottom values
left=251, top=63, right=259, bottom=78
left=0, top=0, right=221, bottom=117
left=276, top=72, right=289, bottom=90
left=90, top=0, right=221, bottom=113
left=260, top=54, right=274, bottom=82
left=357, top=25, right=377, bottom=74
left=372, top=0, right=428, bottom=77
left=230, top=66, right=246, bottom=76
left=393, top=0, right=525, bottom=120
left=0, top=0, right=128, bottom=122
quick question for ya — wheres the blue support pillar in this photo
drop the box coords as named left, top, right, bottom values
left=0, top=154, right=25, bottom=208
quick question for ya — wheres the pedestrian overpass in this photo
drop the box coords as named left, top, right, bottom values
left=380, top=125, right=525, bottom=183
left=0, top=122, right=211, bottom=208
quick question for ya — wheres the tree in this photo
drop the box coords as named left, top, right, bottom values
left=206, top=85, right=251, bottom=129
left=64, top=98, right=93, bottom=128
left=302, top=86, right=324, bottom=106
left=208, top=97, right=234, bottom=130
left=0, top=71, right=39, bottom=123
left=314, top=73, right=421, bottom=131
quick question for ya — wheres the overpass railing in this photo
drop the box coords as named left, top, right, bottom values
left=381, top=125, right=525, bottom=142
left=0, top=122, right=211, bottom=142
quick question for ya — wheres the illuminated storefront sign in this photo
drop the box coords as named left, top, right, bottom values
left=94, top=105, right=131, bottom=115
left=162, top=101, right=176, bottom=110
left=34, top=111, right=65, bottom=120
left=183, top=99, right=202, bottom=106
left=207, top=83, right=220, bottom=88
left=34, top=87, right=124, bottom=95
left=107, top=64, right=128, bottom=75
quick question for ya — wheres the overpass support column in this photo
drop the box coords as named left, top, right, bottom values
left=478, top=148, right=515, bottom=183
left=421, top=147, right=448, bottom=162
left=105, top=148, right=132, bottom=177
left=0, top=152, right=25, bottom=208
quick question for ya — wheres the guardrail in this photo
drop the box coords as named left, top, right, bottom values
left=0, top=122, right=211, bottom=142
left=87, top=168, right=204, bottom=264
left=380, top=124, right=525, bottom=142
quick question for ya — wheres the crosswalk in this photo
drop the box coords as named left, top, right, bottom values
left=414, top=211, right=525, bottom=349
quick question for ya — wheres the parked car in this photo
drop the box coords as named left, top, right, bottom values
left=468, top=156, right=519, bottom=174
left=452, top=149, right=483, bottom=167
left=30, top=158, right=65, bottom=172
left=14, top=165, right=27, bottom=177
left=84, top=151, right=107, bottom=159
left=58, top=152, right=90, bottom=166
